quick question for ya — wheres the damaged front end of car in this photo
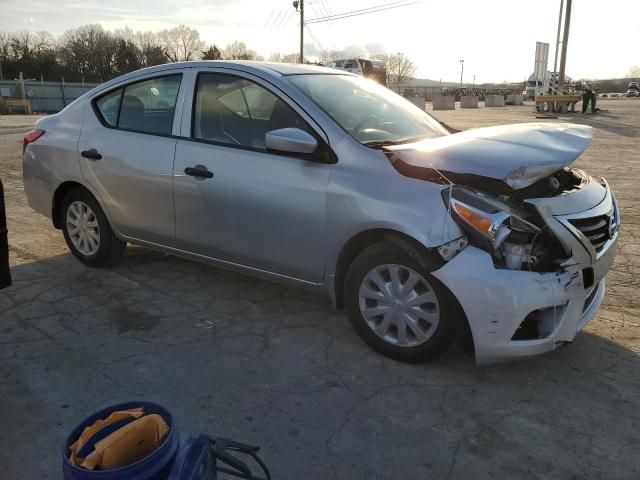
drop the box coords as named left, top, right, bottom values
left=386, top=123, right=620, bottom=364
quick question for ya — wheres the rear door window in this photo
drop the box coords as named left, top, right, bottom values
left=94, top=74, right=182, bottom=136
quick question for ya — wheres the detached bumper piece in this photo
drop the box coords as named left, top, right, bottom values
left=0, top=178, right=11, bottom=290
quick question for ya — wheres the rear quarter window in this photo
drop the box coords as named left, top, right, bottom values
left=95, top=89, right=123, bottom=127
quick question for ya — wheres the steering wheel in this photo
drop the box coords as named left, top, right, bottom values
left=353, top=114, right=381, bottom=134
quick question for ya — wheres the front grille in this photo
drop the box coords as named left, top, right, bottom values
left=568, top=214, right=611, bottom=252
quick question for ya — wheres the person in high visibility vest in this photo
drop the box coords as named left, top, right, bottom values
left=582, top=84, right=597, bottom=114
left=0, top=177, right=11, bottom=290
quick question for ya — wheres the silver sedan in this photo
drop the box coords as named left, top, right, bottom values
left=23, top=61, right=619, bottom=364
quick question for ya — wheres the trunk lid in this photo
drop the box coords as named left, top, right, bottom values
left=387, top=122, right=592, bottom=189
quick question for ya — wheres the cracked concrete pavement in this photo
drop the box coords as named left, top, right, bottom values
left=1, top=101, right=639, bottom=479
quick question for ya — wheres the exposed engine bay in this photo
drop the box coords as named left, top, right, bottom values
left=437, top=168, right=588, bottom=273
left=383, top=122, right=616, bottom=275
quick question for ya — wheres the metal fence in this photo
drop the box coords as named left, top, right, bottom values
left=0, top=80, right=99, bottom=113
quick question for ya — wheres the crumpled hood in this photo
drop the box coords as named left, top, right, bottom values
left=387, top=122, right=593, bottom=189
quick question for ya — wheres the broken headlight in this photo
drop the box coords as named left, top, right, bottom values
left=442, top=186, right=541, bottom=270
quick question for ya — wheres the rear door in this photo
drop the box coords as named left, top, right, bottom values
left=172, top=69, right=332, bottom=282
left=78, top=73, right=185, bottom=246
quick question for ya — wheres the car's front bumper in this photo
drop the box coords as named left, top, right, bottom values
left=433, top=177, right=619, bottom=365
left=433, top=241, right=615, bottom=365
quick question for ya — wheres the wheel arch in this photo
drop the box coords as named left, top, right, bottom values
left=52, top=181, right=84, bottom=228
left=333, top=227, right=473, bottom=353
left=333, top=228, right=444, bottom=310
left=51, top=181, right=114, bottom=233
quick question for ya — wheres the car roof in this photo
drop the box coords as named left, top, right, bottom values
left=83, top=61, right=354, bottom=100
left=123, top=60, right=349, bottom=79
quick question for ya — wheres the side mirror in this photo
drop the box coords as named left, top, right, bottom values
left=265, top=128, right=318, bottom=155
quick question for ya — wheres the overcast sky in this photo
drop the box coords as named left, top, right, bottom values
left=0, top=0, right=637, bottom=82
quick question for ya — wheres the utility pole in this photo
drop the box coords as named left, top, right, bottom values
left=558, top=0, right=572, bottom=91
left=473, top=74, right=476, bottom=88
left=293, top=0, right=304, bottom=63
left=459, top=59, right=464, bottom=87
left=553, top=0, right=564, bottom=86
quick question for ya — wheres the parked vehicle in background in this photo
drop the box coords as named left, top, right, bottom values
left=23, top=61, right=619, bottom=365
left=324, top=58, right=387, bottom=85
left=626, top=81, right=639, bottom=97
left=524, top=72, right=574, bottom=99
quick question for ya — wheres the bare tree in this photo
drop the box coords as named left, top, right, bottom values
left=374, top=52, right=415, bottom=85
left=628, top=65, right=640, bottom=78
left=222, top=41, right=258, bottom=60
left=319, top=49, right=345, bottom=63
left=268, top=52, right=300, bottom=63
left=8, top=31, right=33, bottom=61
left=0, top=32, right=10, bottom=61
left=58, top=24, right=119, bottom=81
left=158, top=25, right=205, bottom=62
left=202, top=45, right=222, bottom=60
left=135, top=31, right=166, bottom=67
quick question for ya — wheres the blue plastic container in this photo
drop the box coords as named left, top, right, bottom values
left=62, top=401, right=180, bottom=480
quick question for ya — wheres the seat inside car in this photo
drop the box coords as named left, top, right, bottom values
left=268, top=100, right=305, bottom=132
left=196, top=89, right=240, bottom=145
left=119, top=95, right=146, bottom=131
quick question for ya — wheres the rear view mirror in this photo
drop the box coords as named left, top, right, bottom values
left=265, top=128, right=318, bottom=155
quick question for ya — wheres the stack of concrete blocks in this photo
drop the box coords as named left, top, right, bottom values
left=460, top=96, right=479, bottom=108
left=405, top=96, right=426, bottom=111
left=485, top=95, right=505, bottom=107
left=507, top=94, right=524, bottom=105
left=432, top=95, right=455, bottom=110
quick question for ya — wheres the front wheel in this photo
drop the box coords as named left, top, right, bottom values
left=60, top=188, right=126, bottom=267
left=344, top=242, right=458, bottom=363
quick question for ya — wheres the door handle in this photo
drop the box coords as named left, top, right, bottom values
left=185, top=166, right=214, bottom=179
left=81, top=149, right=102, bottom=160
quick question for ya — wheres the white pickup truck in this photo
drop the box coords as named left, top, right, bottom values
left=324, top=58, right=387, bottom=85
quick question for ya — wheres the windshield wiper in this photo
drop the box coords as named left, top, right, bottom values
left=363, top=136, right=428, bottom=149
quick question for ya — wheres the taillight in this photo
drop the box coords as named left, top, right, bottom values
left=23, top=129, right=45, bottom=154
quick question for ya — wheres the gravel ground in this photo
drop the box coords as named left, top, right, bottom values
left=1, top=100, right=639, bottom=479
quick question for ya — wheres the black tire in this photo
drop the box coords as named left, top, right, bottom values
left=344, top=242, right=458, bottom=363
left=60, top=188, right=126, bottom=267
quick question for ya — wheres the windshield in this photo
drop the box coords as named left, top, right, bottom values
left=287, top=74, right=447, bottom=146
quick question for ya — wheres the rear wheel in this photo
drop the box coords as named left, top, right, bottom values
left=60, top=188, right=126, bottom=267
left=344, top=242, right=457, bottom=363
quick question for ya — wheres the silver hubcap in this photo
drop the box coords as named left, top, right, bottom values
left=358, top=264, right=440, bottom=347
left=66, top=201, right=100, bottom=256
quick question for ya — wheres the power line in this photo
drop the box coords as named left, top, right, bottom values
left=316, top=0, right=333, bottom=22
left=320, top=0, right=333, bottom=16
left=282, top=9, right=296, bottom=28
left=267, top=9, right=285, bottom=29
left=305, top=0, right=420, bottom=24
left=263, top=10, right=276, bottom=29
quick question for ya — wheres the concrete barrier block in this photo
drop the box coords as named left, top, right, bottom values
left=405, top=96, right=425, bottom=110
left=485, top=95, right=505, bottom=107
left=433, top=95, right=455, bottom=110
left=506, top=94, right=524, bottom=105
left=460, top=96, right=479, bottom=108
